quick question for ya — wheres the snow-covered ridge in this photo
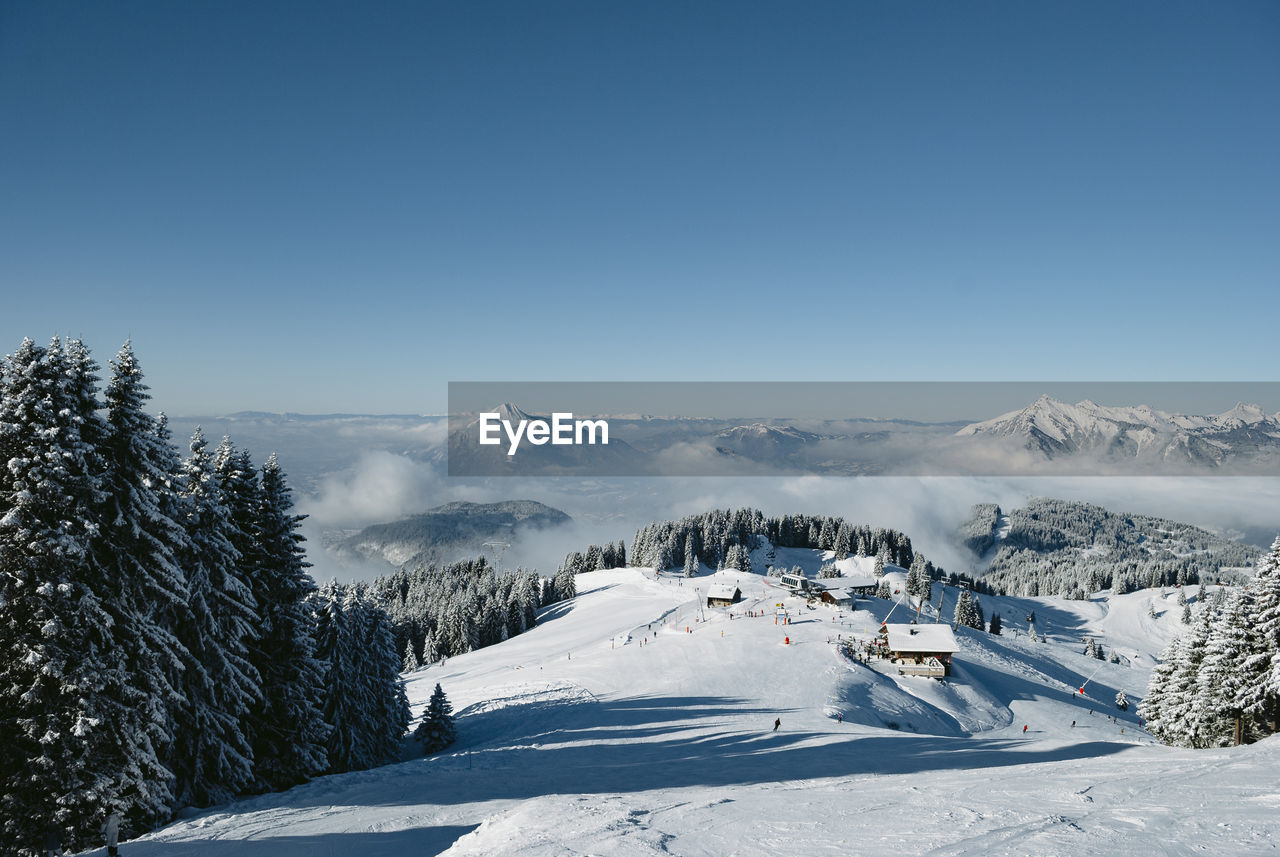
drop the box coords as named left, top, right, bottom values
left=956, top=394, right=1280, bottom=463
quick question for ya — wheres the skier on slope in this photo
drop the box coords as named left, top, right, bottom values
left=773, top=718, right=781, bottom=732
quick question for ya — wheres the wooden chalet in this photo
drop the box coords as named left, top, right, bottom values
left=706, top=583, right=743, bottom=608
left=817, top=588, right=853, bottom=608
left=883, top=623, right=957, bottom=678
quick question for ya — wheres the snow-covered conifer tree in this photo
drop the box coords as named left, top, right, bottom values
left=95, top=341, right=195, bottom=820
left=1191, top=587, right=1255, bottom=746
left=553, top=563, right=577, bottom=600
left=0, top=339, right=119, bottom=848
left=244, top=454, right=329, bottom=791
left=404, top=639, right=420, bottom=672
left=313, top=584, right=359, bottom=772
left=1141, top=635, right=1181, bottom=743
left=415, top=683, right=456, bottom=754
left=361, top=591, right=411, bottom=766
left=422, top=630, right=441, bottom=666
left=1240, top=537, right=1280, bottom=735
left=1157, top=602, right=1218, bottom=746
left=169, top=427, right=261, bottom=807
left=311, top=583, right=407, bottom=774
left=955, top=590, right=982, bottom=630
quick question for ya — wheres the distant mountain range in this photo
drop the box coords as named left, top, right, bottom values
left=330, top=499, right=572, bottom=569
left=956, top=395, right=1280, bottom=468
left=175, top=395, right=1280, bottom=488
left=441, top=398, right=1280, bottom=474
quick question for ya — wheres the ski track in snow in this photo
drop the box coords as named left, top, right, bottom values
left=105, top=567, right=1280, bottom=857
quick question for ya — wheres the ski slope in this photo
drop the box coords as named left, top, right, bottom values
left=107, top=567, right=1280, bottom=857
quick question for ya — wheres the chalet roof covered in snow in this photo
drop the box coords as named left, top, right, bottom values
left=885, top=623, right=957, bottom=653
left=706, top=583, right=741, bottom=601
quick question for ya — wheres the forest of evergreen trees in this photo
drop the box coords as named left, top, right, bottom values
left=969, top=499, right=1260, bottom=598
left=369, top=556, right=555, bottom=669
left=557, top=541, right=627, bottom=577
left=1142, top=537, right=1280, bottom=748
left=0, top=338, right=409, bottom=854
left=629, top=508, right=917, bottom=573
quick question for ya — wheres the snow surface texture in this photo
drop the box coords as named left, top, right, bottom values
left=112, top=567, right=1280, bottom=857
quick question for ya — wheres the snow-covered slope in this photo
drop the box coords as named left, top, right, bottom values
left=115, top=569, right=1280, bottom=857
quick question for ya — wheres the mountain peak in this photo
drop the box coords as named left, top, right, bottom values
left=489, top=402, right=537, bottom=422
left=1216, top=402, right=1268, bottom=426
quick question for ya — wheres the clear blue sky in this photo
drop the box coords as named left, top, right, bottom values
left=2, top=1, right=1277, bottom=415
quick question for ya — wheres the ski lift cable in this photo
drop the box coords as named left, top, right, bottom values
left=883, top=591, right=905, bottom=624
left=1078, top=660, right=1108, bottom=695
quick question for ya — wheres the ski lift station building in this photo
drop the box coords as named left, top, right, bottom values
left=706, top=584, right=742, bottom=608
left=778, top=571, right=814, bottom=593
left=884, top=624, right=958, bottom=678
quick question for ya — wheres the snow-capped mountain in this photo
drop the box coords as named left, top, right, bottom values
left=956, top=395, right=1280, bottom=466
left=712, top=423, right=822, bottom=459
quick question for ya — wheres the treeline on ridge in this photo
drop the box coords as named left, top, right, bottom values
left=629, top=508, right=917, bottom=572
left=369, top=557, right=565, bottom=669
left=968, top=498, right=1260, bottom=598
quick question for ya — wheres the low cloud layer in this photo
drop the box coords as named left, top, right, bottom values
left=271, top=416, right=1278, bottom=583
left=304, top=450, right=445, bottom=529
